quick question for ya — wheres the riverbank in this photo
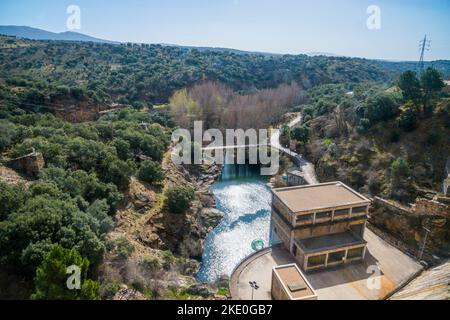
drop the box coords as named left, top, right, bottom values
left=197, top=164, right=272, bottom=283
left=99, top=151, right=227, bottom=300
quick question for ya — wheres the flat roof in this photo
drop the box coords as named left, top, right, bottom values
left=273, top=264, right=317, bottom=300
left=272, top=182, right=371, bottom=213
left=296, top=231, right=367, bottom=253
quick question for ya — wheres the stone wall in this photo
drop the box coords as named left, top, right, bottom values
left=413, top=198, right=450, bottom=218
left=7, top=152, right=45, bottom=178
left=369, top=197, right=449, bottom=258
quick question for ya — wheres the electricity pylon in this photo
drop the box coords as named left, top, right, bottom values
left=418, top=35, right=431, bottom=73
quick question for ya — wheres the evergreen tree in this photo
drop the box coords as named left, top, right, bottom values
left=31, top=245, right=99, bottom=300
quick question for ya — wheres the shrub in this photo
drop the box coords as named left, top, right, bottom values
left=0, top=194, right=105, bottom=275
left=162, top=250, right=176, bottom=270
left=0, top=182, right=27, bottom=220
left=356, top=118, right=371, bottom=134
left=104, top=160, right=135, bottom=191
left=165, top=186, right=195, bottom=214
left=138, top=160, right=165, bottom=184
left=140, top=257, right=162, bottom=271
left=303, top=114, right=312, bottom=124
left=364, top=93, right=400, bottom=122
left=0, top=121, right=17, bottom=152
left=398, top=108, right=417, bottom=132
left=391, top=158, right=411, bottom=178
left=100, top=281, right=121, bottom=299
left=31, top=244, right=100, bottom=300
left=112, top=138, right=133, bottom=160
left=389, top=130, right=400, bottom=143
left=291, top=126, right=309, bottom=144
left=398, top=71, right=422, bottom=104
left=426, top=129, right=443, bottom=146
left=114, top=237, right=135, bottom=259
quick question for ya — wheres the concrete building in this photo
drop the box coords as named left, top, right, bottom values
left=271, top=264, right=317, bottom=300
left=271, top=182, right=371, bottom=271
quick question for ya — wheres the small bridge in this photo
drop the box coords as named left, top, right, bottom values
left=202, top=144, right=270, bottom=151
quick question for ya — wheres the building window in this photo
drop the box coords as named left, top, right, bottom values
left=334, top=208, right=350, bottom=217
left=351, top=206, right=367, bottom=214
left=292, top=245, right=298, bottom=257
left=315, top=211, right=332, bottom=220
left=307, top=254, right=326, bottom=268
left=296, top=214, right=313, bottom=224
left=347, top=247, right=364, bottom=260
left=328, top=250, right=346, bottom=264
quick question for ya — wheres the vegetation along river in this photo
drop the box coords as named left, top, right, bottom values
left=197, top=163, right=274, bottom=283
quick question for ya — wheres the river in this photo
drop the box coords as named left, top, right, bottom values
left=196, top=163, right=274, bottom=283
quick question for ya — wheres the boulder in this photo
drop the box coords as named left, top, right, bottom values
left=200, top=208, right=224, bottom=232
left=7, top=152, right=44, bottom=178
left=185, top=283, right=214, bottom=298
left=215, top=275, right=230, bottom=290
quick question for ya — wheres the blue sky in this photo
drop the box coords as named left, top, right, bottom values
left=0, top=0, right=449, bottom=60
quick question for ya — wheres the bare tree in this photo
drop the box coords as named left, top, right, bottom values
left=169, top=81, right=304, bottom=130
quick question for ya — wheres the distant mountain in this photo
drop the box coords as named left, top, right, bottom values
left=307, top=52, right=343, bottom=57
left=0, top=25, right=118, bottom=44
left=1, top=25, right=449, bottom=77
left=162, top=43, right=282, bottom=57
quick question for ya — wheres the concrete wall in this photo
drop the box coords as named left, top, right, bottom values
left=293, top=219, right=366, bottom=240
left=302, top=244, right=366, bottom=271
left=271, top=214, right=292, bottom=251
left=272, top=195, right=293, bottom=224
left=271, top=272, right=290, bottom=300
left=287, top=173, right=306, bottom=187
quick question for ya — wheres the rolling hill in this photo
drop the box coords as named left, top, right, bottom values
left=0, top=25, right=117, bottom=44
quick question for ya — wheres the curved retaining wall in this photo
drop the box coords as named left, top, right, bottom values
left=229, top=245, right=282, bottom=300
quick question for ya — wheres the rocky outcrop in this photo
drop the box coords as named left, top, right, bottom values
left=370, top=196, right=450, bottom=260
left=0, top=165, right=32, bottom=186
left=200, top=208, right=224, bottom=233
left=390, top=260, right=450, bottom=300
left=139, top=154, right=223, bottom=261
left=128, top=179, right=156, bottom=213
left=7, top=151, right=44, bottom=178
left=113, top=285, right=147, bottom=300
left=50, top=96, right=108, bottom=123
left=185, top=283, right=215, bottom=298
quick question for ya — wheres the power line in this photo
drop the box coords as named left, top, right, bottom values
left=418, top=34, right=431, bottom=73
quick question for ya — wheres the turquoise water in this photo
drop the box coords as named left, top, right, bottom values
left=196, top=164, right=272, bottom=283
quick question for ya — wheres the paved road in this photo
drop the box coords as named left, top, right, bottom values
left=270, top=114, right=319, bottom=185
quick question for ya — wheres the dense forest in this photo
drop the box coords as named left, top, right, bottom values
left=0, top=34, right=449, bottom=299
left=2, top=34, right=450, bottom=111
left=282, top=68, right=449, bottom=205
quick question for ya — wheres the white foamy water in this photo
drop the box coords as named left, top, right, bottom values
left=197, top=168, right=272, bottom=283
